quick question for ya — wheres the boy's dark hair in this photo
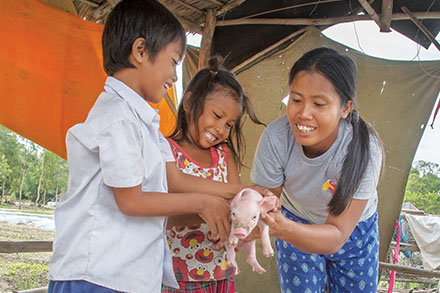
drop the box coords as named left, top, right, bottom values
left=102, top=0, right=186, bottom=76
left=169, top=57, right=264, bottom=167
left=289, top=47, right=384, bottom=216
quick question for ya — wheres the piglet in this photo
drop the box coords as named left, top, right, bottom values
left=225, top=188, right=277, bottom=274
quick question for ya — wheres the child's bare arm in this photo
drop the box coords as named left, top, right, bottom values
left=166, top=162, right=243, bottom=199
left=112, top=185, right=231, bottom=242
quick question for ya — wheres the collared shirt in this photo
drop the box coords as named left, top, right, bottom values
left=49, top=77, right=178, bottom=292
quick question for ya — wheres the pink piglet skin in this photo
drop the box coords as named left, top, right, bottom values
left=223, top=188, right=277, bottom=274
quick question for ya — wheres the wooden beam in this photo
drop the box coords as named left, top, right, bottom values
left=177, top=16, right=202, bottom=34
left=232, top=27, right=307, bottom=74
left=216, top=0, right=247, bottom=17
left=379, top=0, right=393, bottom=32
left=358, top=0, right=381, bottom=28
left=401, top=6, right=440, bottom=52
left=198, top=9, right=216, bottom=69
left=379, top=262, right=440, bottom=278
left=0, top=241, right=52, bottom=253
left=216, top=12, right=440, bottom=27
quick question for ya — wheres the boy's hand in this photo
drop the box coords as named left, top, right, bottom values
left=198, top=195, right=231, bottom=243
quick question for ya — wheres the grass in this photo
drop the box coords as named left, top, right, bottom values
left=0, top=203, right=55, bottom=215
left=0, top=221, right=54, bottom=292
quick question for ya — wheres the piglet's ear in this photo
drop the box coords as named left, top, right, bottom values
left=234, top=188, right=250, bottom=201
left=259, top=196, right=277, bottom=213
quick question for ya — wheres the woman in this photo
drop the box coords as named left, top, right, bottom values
left=251, top=47, right=384, bottom=292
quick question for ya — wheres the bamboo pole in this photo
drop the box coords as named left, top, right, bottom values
left=198, top=9, right=216, bottom=69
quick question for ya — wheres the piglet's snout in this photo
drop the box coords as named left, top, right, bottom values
left=233, top=228, right=248, bottom=239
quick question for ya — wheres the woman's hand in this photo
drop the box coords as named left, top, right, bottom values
left=260, top=209, right=288, bottom=238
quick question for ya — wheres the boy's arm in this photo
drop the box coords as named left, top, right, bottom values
left=112, top=185, right=230, bottom=242
left=166, top=162, right=244, bottom=199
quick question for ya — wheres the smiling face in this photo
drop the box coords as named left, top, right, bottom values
left=287, top=71, right=352, bottom=158
left=137, top=40, right=182, bottom=104
left=187, top=90, right=242, bottom=149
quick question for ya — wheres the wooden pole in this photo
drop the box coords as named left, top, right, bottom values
left=358, top=0, right=381, bottom=28
left=379, top=262, right=440, bottom=278
left=401, top=6, right=440, bottom=52
left=232, top=27, right=307, bottom=74
left=0, top=241, right=53, bottom=253
left=379, top=0, right=393, bottom=32
left=198, top=9, right=216, bottom=70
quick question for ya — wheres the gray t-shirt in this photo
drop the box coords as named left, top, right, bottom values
left=251, top=115, right=382, bottom=224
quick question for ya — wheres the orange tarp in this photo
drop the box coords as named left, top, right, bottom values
left=0, top=0, right=177, bottom=159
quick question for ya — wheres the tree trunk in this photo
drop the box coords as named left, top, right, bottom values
left=35, top=153, right=45, bottom=206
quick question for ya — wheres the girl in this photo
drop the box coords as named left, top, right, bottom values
left=251, top=47, right=384, bottom=292
left=162, top=57, right=264, bottom=293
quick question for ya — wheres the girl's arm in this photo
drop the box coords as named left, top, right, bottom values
left=261, top=197, right=368, bottom=254
left=112, top=185, right=231, bottom=242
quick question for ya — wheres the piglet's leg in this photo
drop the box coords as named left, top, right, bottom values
left=226, top=242, right=239, bottom=273
left=259, top=222, right=274, bottom=257
left=239, top=240, right=266, bottom=274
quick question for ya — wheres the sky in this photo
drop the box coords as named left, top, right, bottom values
left=178, top=20, right=440, bottom=165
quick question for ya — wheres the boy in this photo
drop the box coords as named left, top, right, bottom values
left=49, top=0, right=240, bottom=292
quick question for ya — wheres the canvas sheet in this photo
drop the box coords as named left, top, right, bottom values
left=183, top=27, right=440, bottom=292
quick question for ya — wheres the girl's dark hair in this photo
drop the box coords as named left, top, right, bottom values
left=169, top=57, right=264, bottom=167
left=102, top=0, right=186, bottom=76
left=289, top=47, right=383, bottom=215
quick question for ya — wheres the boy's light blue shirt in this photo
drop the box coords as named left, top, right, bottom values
left=49, top=77, right=178, bottom=292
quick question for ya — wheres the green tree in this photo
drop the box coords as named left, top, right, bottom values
left=403, top=160, right=440, bottom=215
left=0, top=153, right=12, bottom=199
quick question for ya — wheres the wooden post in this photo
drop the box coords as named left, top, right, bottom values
left=379, top=0, right=393, bottom=32
left=198, top=9, right=216, bottom=70
left=0, top=241, right=53, bottom=253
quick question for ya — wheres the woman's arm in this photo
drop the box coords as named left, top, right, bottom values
left=261, top=198, right=367, bottom=254
left=112, top=185, right=231, bottom=242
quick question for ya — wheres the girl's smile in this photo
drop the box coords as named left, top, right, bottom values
left=287, top=71, right=352, bottom=158
left=188, top=90, right=241, bottom=150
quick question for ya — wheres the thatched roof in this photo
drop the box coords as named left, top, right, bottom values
left=46, top=0, right=440, bottom=71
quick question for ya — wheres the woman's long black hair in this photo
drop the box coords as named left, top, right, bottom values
left=289, top=47, right=383, bottom=215
left=169, top=57, right=264, bottom=167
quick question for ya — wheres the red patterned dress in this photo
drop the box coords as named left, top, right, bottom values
left=163, top=138, right=236, bottom=291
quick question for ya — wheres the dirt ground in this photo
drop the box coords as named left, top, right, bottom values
left=0, top=221, right=54, bottom=292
